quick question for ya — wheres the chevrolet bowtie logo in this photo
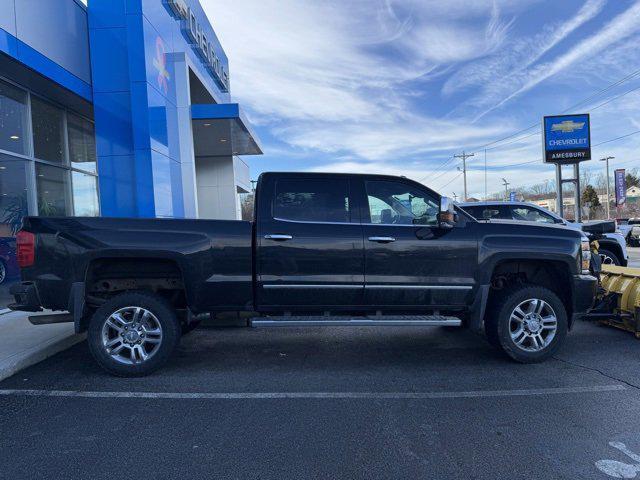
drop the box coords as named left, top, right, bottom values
left=153, top=36, right=170, bottom=95
left=551, top=120, right=585, bottom=133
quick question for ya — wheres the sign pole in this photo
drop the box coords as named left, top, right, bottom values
left=555, top=164, right=563, bottom=217
left=574, top=163, right=581, bottom=223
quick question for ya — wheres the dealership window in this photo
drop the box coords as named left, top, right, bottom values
left=31, top=96, right=65, bottom=164
left=0, top=154, right=28, bottom=306
left=35, top=163, right=71, bottom=217
left=0, top=80, right=29, bottom=156
left=67, top=112, right=97, bottom=173
left=0, top=154, right=28, bottom=236
left=0, top=77, right=99, bottom=222
left=72, top=171, right=99, bottom=216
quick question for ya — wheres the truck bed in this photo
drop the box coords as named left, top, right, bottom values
left=18, top=216, right=254, bottom=313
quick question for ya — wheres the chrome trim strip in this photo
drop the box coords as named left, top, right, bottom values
left=365, top=285, right=473, bottom=290
left=263, top=284, right=363, bottom=289
left=251, top=318, right=462, bottom=328
left=262, top=284, right=472, bottom=290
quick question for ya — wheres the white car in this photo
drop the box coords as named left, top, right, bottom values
left=459, top=201, right=629, bottom=266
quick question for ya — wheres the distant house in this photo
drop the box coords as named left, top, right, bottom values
left=627, top=186, right=640, bottom=198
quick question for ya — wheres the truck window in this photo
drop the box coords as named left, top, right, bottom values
left=463, top=205, right=507, bottom=220
left=273, top=178, right=350, bottom=223
left=511, top=206, right=555, bottom=224
left=365, top=180, right=438, bottom=226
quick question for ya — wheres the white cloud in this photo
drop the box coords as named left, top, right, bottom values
left=477, top=1, right=640, bottom=118
left=205, top=0, right=520, bottom=162
left=204, top=0, right=640, bottom=196
left=443, top=0, right=606, bottom=115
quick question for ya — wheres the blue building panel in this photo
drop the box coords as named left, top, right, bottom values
left=93, top=91, right=135, bottom=157
left=88, top=27, right=131, bottom=93
left=97, top=154, right=137, bottom=217
left=0, top=0, right=261, bottom=220
left=0, top=28, right=18, bottom=58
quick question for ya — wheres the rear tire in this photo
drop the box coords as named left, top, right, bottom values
left=87, top=291, right=181, bottom=377
left=485, top=284, right=567, bottom=363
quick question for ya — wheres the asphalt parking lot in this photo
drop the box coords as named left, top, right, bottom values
left=0, top=247, right=638, bottom=479
left=2, top=317, right=640, bottom=479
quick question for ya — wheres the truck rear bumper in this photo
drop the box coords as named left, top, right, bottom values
left=571, top=274, right=598, bottom=324
left=8, top=282, right=43, bottom=313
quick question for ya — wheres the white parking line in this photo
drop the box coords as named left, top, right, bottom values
left=0, top=384, right=626, bottom=400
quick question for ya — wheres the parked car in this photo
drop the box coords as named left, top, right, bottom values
left=459, top=201, right=629, bottom=266
left=9, top=172, right=596, bottom=376
left=631, top=223, right=640, bottom=247
left=616, top=218, right=640, bottom=246
left=0, top=237, right=19, bottom=285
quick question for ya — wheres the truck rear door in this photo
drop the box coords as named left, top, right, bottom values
left=256, top=175, right=365, bottom=308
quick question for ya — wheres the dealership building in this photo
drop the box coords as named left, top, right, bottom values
left=0, top=0, right=262, bottom=238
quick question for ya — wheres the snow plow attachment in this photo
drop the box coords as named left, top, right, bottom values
left=589, top=265, right=640, bottom=337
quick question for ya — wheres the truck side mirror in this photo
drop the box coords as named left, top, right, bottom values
left=439, top=197, right=457, bottom=229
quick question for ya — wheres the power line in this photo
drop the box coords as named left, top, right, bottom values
left=468, top=66, right=640, bottom=152
left=593, top=129, right=640, bottom=147
left=435, top=172, right=462, bottom=191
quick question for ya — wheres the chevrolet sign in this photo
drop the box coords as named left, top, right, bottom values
left=166, top=0, right=230, bottom=92
left=542, top=114, right=591, bottom=164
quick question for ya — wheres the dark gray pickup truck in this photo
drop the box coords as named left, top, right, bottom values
left=10, top=172, right=597, bottom=376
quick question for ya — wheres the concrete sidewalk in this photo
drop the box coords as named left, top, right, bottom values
left=0, top=309, right=85, bottom=382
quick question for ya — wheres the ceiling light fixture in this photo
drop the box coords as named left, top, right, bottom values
left=9, top=135, right=19, bottom=140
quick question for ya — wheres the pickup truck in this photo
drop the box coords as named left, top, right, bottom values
left=9, top=172, right=597, bottom=376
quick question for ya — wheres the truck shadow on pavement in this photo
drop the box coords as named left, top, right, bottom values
left=2, top=320, right=638, bottom=395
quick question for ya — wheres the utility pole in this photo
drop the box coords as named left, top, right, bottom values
left=454, top=151, right=474, bottom=201
left=502, top=178, right=510, bottom=201
left=484, top=149, right=487, bottom=201
left=600, top=156, right=614, bottom=219
left=452, top=192, right=458, bottom=202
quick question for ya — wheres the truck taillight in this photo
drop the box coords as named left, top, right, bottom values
left=16, top=231, right=35, bottom=268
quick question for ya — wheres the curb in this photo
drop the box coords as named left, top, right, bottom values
left=0, top=309, right=10, bottom=316
left=0, top=331, right=86, bottom=382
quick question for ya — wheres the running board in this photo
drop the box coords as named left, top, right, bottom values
left=250, top=315, right=461, bottom=328
left=28, top=313, right=74, bottom=325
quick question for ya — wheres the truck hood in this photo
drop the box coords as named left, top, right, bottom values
left=478, top=219, right=585, bottom=238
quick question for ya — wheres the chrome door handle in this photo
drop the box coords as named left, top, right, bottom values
left=264, top=234, right=293, bottom=241
left=368, top=236, right=396, bottom=243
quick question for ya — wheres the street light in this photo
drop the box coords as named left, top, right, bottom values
left=600, top=156, right=615, bottom=219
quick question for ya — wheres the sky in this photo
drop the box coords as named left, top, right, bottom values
left=200, top=0, right=640, bottom=198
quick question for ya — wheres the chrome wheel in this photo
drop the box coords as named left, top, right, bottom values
left=101, top=306, right=163, bottom=365
left=0, top=261, right=5, bottom=284
left=509, top=298, right=557, bottom=352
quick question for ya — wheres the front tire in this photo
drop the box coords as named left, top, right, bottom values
left=87, top=291, right=181, bottom=377
left=0, top=260, right=6, bottom=284
left=485, top=284, right=568, bottom=363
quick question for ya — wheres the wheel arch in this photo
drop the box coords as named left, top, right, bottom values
left=485, top=258, right=574, bottom=326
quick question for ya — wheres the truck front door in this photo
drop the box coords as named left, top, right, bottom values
left=357, top=178, right=477, bottom=308
left=256, top=175, right=364, bottom=309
